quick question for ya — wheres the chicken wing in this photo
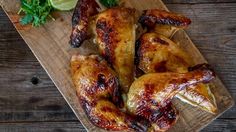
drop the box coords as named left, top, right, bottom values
left=70, top=0, right=100, bottom=47
left=71, top=54, right=148, bottom=131
left=127, top=64, right=215, bottom=131
left=136, top=32, right=217, bottom=113
left=139, top=9, right=191, bottom=38
left=94, top=7, right=136, bottom=93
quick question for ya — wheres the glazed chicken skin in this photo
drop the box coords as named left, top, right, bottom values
left=71, top=55, right=148, bottom=131
left=136, top=33, right=192, bottom=73
left=127, top=64, right=215, bottom=131
left=94, top=7, right=136, bottom=93
left=139, top=9, right=191, bottom=38
left=136, top=32, right=217, bottom=113
left=70, top=4, right=136, bottom=93
left=70, top=0, right=100, bottom=47
left=139, top=9, right=191, bottom=28
left=70, top=1, right=217, bottom=131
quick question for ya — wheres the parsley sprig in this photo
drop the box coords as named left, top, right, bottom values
left=18, top=0, right=54, bottom=27
left=99, top=0, right=119, bottom=8
left=18, top=0, right=119, bottom=27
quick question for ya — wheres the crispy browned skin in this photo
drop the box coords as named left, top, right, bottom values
left=71, top=55, right=149, bottom=131
left=139, top=9, right=191, bottom=29
left=136, top=33, right=217, bottom=114
left=139, top=9, right=191, bottom=38
left=148, top=102, right=178, bottom=131
left=94, top=8, right=136, bottom=93
left=70, top=0, right=99, bottom=47
left=136, top=33, right=191, bottom=73
left=127, top=64, right=215, bottom=131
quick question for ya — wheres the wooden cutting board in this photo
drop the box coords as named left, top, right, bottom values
left=0, top=0, right=234, bottom=131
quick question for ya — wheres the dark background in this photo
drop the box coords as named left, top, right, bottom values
left=0, top=0, right=236, bottom=131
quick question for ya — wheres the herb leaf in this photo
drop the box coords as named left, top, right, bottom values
left=99, top=0, right=118, bottom=8
left=18, top=0, right=54, bottom=27
left=20, top=14, right=33, bottom=25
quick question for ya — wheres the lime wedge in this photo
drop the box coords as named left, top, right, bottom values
left=49, top=0, right=78, bottom=11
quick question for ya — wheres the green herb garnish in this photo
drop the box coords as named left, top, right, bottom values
left=99, top=0, right=119, bottom=8
left=18, top=0, right=54, bottom=27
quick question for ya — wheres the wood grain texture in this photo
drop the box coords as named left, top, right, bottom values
left=0, top=122, right=86, bottom=132
left=0, top=11, right=77, bottom=122
left=1, top=0, right=235, bottom=131
left=0, top=120, right=235, bottom=132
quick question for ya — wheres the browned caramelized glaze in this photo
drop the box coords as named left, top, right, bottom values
left=135, top=32, right=217, bottom=114
left=136, top=32, right=191, bottom=74
left=70, top=0, right=99, bottom=47
left=70, top=1, right=217, bottom=130
left=127, top=64, right=215, bottom=131
left=71, top=55, right=149, bottom=131
left=139, top=9, right=191, bottom=29
left=94, top=8, right=136, bottom=93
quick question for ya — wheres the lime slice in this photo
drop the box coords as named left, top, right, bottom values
left=49, top=0, right=78, bottom=11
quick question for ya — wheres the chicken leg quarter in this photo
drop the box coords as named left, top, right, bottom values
left=71, top=54, right=149, bottom=131
left=127, top=64, right=215, bottom=131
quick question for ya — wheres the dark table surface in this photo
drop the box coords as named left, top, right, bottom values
left=0, top=0, right=236, bottom=131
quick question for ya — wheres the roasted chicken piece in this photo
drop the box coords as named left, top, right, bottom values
left=139, top=9, right=191, bottom=28
left=70, top=0, right=100, bottom=47
left=71, top=54, right=149, bottom=131
left=139, top=9, right=191, bottom=38
left=70, top=3, right=136, bottom=93
left=136, top=33, right=191, bottom=73
left=70, top=1, right=217, bottom=131
left=127, top=64, right=215, bottom=131
left=93, top=7, right=136, bottom=93
left=149, top=102, right=179, bottom=131
left=136, top=32, right=217, bottom=113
